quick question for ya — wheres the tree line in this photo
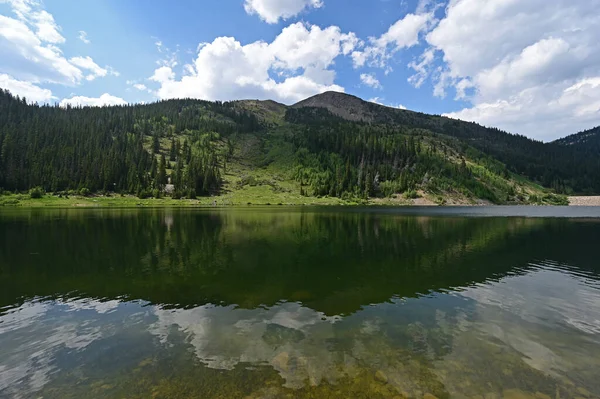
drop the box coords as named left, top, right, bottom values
left=0, top=89, right=258, bottom=197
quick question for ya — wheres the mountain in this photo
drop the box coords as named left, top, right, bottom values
left=0, top=88, right=596, bottom=206
left=292, top=92, right=600, bottom=194
left=554, top=126, right=600, bottom=152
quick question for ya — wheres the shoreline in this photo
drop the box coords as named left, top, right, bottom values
left=0, top=193, right=589, bottom=208
left=568, top=196, right=600, bottom=206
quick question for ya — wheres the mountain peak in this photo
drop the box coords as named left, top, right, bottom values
left=293, top=91, right=382, bottom=122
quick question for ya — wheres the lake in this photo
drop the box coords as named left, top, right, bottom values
left=1, top=207, right=600, bottom=399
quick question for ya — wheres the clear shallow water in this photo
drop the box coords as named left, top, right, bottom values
left=1, top=207, right=600, bottom=399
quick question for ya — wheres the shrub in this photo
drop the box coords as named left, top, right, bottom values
left=529, top=194, right=539, bottom=204
left=380, top=181, right=402, bottom=198
left=29, top=187, right=44, bottom=199
left=542, top=194, right=569, bottom=206
left=0, top=198, right=20, bottom=206
left=79, top=187, right=91, bottom=197
left=137, top=189, right=152, bottom=199
left=237, top=175, right=259, bottom=188
left=403, top=189, right=419, bottom=199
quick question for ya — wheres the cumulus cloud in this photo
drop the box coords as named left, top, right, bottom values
left=244, top=0, right=323, bottom=24
left=0, top=0, right=116, bottom=86
left=149, top=22, right=357, bottom=104
left=59, top=93, right=127, bottom=107
left=421, top=0, right=600, bottom=140
left=360, top=73, right=382, bottom=89
left=78, top=30, right=90, bottom=44
left=0, top=73, right=54, bottom=102
left=0, top=13, right=83, bottom=84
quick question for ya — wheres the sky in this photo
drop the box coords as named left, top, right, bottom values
left=1, top=0, right=600, bottom=141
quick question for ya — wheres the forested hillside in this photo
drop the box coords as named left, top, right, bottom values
left=0, top=89, right=257, bottom=198
left=285, top=107, right=520, bottom=203
left=295, top=92, right=600, bottom=194
left=0, top=88, right=595, bottom=206
left=554, top=126, right=600, bottom=154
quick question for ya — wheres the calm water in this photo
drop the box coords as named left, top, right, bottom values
left=1, top=207, right=600, bottom=399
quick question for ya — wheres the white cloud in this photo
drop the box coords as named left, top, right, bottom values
left=30, top=9, right=64, bottom=44
left=126, top=80, right=152, bottom=93
left=78, top=30, right=90, bottom=44
left=0, top=73, right=54, bottom=102
left=2, top=0, right=65, bottom=43
left=454, top=77, right=473, bottom=100
left=407, top=47, right=435, bottom=88
left=0, top=13, right=83, bottom=84
left=445, top=77, right=600, bottom=141
left=559, top=77, right=600, bottom=117
left=150, top=65, right=175, bottom=84
left=0, top=0, right=117, bottom=87
left=149, top=22, right=357, bottom=104
left=360, top=73, right=381, bottom=89
left=424, top=0, right=600, bottom=140
left=352, top=12, right=432, bottom=68
left=154, top=39, right=179, bottom=68
left=368, top=97, right=407, bottom=110
left=69, top=56, right=116, bottom=81
left=59, top=93, right=127, bottom=107
left=244, top=0, right=323, bottom=24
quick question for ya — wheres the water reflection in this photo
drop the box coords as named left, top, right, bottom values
left=0, top=209, right=599, bottom=398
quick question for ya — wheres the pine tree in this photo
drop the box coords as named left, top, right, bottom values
left=169, top=137, right=177, bottom=161
left=152, top=134, right=160, bottom=154
left=155, top=155, right=167, bottom=190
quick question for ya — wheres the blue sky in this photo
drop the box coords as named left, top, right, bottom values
left=1, top=0, right=600, bottom=141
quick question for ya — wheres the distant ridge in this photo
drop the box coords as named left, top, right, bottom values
left=554, top=126, right=600, bottom=151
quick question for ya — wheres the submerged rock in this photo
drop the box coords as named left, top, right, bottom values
left=375, top=370, right=388, bottom=383
left=271, top=351, right=290, bottom=371
left=262, top=323, right=305, bottom=346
